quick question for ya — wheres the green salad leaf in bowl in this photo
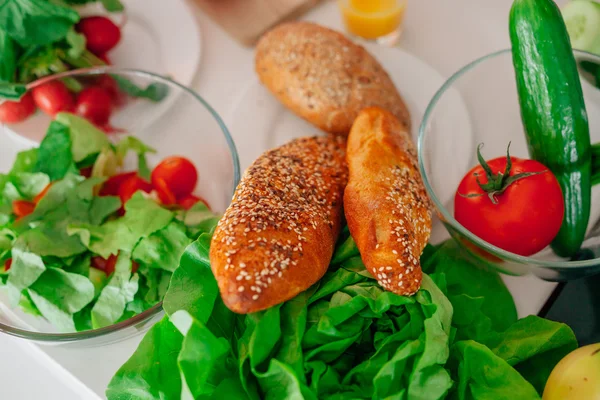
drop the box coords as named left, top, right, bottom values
left=106, top=227, right=577, bottom=400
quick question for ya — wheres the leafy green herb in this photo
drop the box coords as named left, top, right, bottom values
left=0, top=81, right=26, bottom=100
left=0, top=0, right=79, bottom=47
left=112, top=75, right=169, bottom=102
left=0, top=29, right=17, bottom=82
left=65, top=27, right=85, bottom=59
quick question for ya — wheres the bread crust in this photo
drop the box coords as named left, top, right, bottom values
left=210, top=136, right=348, bottom=314
left=344, top=107, right=431, bottom=295
left=255, top=22, right=411, bottom=136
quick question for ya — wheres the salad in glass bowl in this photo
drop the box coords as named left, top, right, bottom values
left=0, top=69, right=239, bottom=345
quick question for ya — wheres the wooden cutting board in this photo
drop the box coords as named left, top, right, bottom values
left=194, top=0, right=322, bottom=46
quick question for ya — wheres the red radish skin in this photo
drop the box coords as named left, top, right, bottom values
left=75, top=86, right=113, bottom=125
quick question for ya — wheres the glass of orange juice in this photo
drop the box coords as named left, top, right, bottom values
left=338, top=0, right=407, bottom=46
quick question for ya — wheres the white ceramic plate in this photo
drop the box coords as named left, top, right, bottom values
left=227, top=43, right=472, bottom=195
left=0, top=0, right=201, bottom=154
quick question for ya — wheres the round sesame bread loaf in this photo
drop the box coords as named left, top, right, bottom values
left=209, top=136, right=348, bottom=314
left=255, top=21, right=411, bottom=136
left=344, top=107, right=432, bottom=296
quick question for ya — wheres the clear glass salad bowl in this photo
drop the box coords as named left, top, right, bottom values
left=0, top=68, right=240, bottom=346
left=419, top=49, right=600, bottom=282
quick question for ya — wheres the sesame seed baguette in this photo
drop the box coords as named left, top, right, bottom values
left=210, top=136, right=348, bottom=314
left=344, top=107, right=432, bottom=296
left=255, top=22, right=411, bottom=136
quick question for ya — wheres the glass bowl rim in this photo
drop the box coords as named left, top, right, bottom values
left=418, top=48, right=600, bottom=270
left=0, top=67, right=241, bottom=342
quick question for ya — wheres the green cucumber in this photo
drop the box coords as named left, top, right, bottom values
left=562, top=0, right=600, bottom=55
left=510, top=0, right=592, bottom=257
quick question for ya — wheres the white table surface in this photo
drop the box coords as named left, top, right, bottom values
left=0, top=0, right=566, bottom=398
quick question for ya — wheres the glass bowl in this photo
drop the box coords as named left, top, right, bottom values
left=0, top=68, right=240, bottom=346
left=419, top=49, right=600, bottom=282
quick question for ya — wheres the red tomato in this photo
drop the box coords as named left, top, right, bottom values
left=118, top=175, right=153, bottom=205
left=91, top=254, right=138, bottom=276
left=75, top=86, right=113, bottom=125
left=151, top=157, right=198, bottom=199
left=454, top=152, right=564, bottom=256
left=0, top=92, right=36, bottom=124
left=4, top=258, right=12, bottom=272
left=96, top=75, right=124, bottom=106
left=178, top=194, right=211, bottom=210
left=154, top=177, right=177, bottom=205
left=76, top=16, right=122, bottom=55
left=33, top=183, right=52, bottom=204
left=80, top=166, right=93, bottom=178
left=12, top=200, right=35, bottom=218
left=32, top=81, right=74, bottom=116
left=99, top=171, right=136, bottom=196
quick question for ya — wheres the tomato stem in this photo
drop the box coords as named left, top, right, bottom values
left=459, top=142, right=546, bottom=205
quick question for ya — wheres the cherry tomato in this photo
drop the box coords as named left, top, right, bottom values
left=0, top=92, right=36, bottom=124
left=154, top=177, right=177, bottom=205
left=76, top=16, right=122, bottom=55
left=33, top=183, right=52, bottom=204
left=178, top=194, right=211, bottom=210
left=151, top=157, right=198, bottom=199
left=118, top=175, right=153, bottom=205
left=96, top=75, right=124, bottom=106
left=12, top=200, right=35, bottom=218
left=91, top=254, right=138, bottom=276
left=99, top=171, right=137, bottom=196
left=75, top=86, right=113, bottom=125
left=454, top=148, right=564, bottom=257
left=80, top=166, right=93, bottom=178
left=32, top=81, right=74, bottom=116
left=4, top=258, right=12, bottom=272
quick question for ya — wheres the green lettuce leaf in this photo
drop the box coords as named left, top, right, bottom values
left=0, top=0, right=80, bottom=47
left=55, top=112, right=110, bottom=163
left=482, top=315, right=577, bottom=395
left=450, top=340, right=540, bottom=400
left=106, top=316, right=184, bottom=400
left=91, top=251, right=139, bottom=329
left=180, top=201, right=221, bottom=238
left=115, top=136, right=156, bottom=181
left=35, top=120, right=75, bottom=181
left=68, top=193, right=173, bottom=258
left=27, top=267, right=94, bottom=332
left=132, top=221, right=191, bottom=272
left=5, top=246, right=45, bottom=304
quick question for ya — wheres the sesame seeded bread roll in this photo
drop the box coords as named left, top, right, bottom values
left=344, top=107, right=432, bottom=296
left=210, top=136, right=348, bottom=314
left=255, top=22, right=411, bottom=136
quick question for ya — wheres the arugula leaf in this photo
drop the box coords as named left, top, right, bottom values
left=0, top=81, right=26, bottom=100
left=132, top=221, right=191, bottom=272
left=111, top=75, right=169, bottom=102
left=106, top=316, right=184, bottom=400
left=68, top=193, right=173, bottom=258
left=0, top=28, right=17, bottom=82
left=115, top=136, right=156, bottom=180
left=28, top=267, right=94, bottom=332
left=0, top=0, right=79, bottom=46
left=35, top=121, right=76, bottom=181
left=91, top=251, right=139, bottom=329
left=55, top=112, right=110, bottom=162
